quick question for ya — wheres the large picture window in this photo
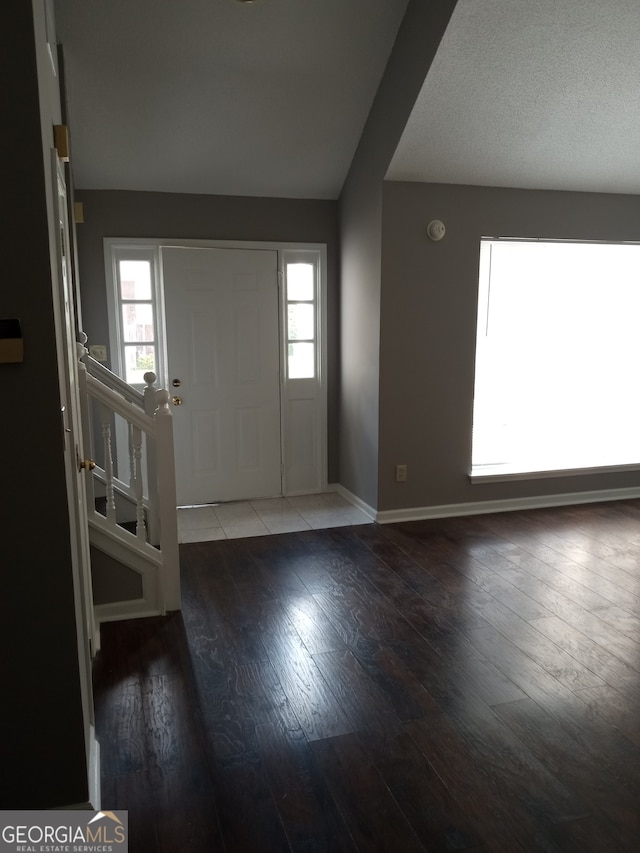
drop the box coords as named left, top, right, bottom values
left=471, top=238, right=640, bottom=480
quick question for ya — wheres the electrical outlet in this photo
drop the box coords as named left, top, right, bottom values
left=395, top=464, right=407, bottom=482
left=89, top=344, right=107, bottom=361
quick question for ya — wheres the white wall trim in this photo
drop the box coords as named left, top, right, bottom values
left=88, top=726, right=101, bottom=810
left=330, top=483, right=377, bottom=521
left=375, top=486, right=640, bottom=524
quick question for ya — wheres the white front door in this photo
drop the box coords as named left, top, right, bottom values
left=162, top=246, right=282, bottom=505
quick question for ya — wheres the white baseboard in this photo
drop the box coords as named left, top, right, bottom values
left=329, top=483, right=377, bottom=521
left=88, top=726, right=101, bottom=811
left=375, top=486, right=640, bottom=524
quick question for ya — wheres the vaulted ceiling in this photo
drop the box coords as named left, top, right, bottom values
left=54, top=0, right=410, bottom=199
left=55, top=0, right=640, bottom=200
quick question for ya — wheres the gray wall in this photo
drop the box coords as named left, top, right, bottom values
left=75, top=189, right=339, bottom=482
left=91, top=547, right=143, bottom=604
left=338, top=0, right=457, bottom=508
left=0, top=0, right=88, bottom=807
left=379, top=180, right=640, bottom=511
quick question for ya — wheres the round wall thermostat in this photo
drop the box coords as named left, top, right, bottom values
left=427, top=220, right=446, bottom=241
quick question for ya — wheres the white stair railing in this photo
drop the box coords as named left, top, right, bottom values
left=77, top=340, right=180, bottom=618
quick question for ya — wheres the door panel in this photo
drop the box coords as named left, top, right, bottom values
left=163, top=247, right=281, bottom=505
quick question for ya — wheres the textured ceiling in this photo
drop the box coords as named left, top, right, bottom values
left=55, top=0, right=640, bottom=200
left=387, top=0, right=640, bottom=194
left=54, top=0, right=410, bottom=199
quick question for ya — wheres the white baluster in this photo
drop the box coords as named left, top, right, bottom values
left=128, top=422, right=135, bottom=487
left=101, top=404, right=117, bottom=523
left=144, top=373, right=160, bottom=546
left=132, top=425, right=146, bottom=541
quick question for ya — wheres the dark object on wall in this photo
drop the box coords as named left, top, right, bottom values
left=0, top=318, right=23, bottom=363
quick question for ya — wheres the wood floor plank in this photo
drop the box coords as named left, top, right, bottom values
left=210, top=750, right=293, bottom=852
left=260, top=623, right=353, bottom=741
left=492, top=697, right=640, bottom=848
left=467, top=597, right=607, bottom=691
left=100, top=771, right=159, bottom=853
left=312, top=648, right=403, bottom=738
left=310, top=733, right=425, bottom=852
left=370, top=729, right=488, bottom=851
left=574, top=683, right=640, bottom=749
left=95, top=678, right=147, bottom=777
left=256, top=721, right=357, bottom=853
left=466, top=624, right=640, bottom=794
left=529, top=614, right=640, bottom=702
left=406, top=715, right=555, bottom=852
left=94, top=502, right=640, bottom=851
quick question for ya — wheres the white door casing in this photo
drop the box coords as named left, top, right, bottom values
left=105, top=238, right=328, bottom=506
left=162, top=246, right=282, bottom=505
left=51, top=150, right=99, bottom=807
left=53, top=152, right=97, bottom=659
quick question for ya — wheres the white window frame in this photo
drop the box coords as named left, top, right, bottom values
left=104, top=243, right=167, bottom=388
left=104, top=237, right=328, bottom=495
left=280, top=248, right=326, bottom=494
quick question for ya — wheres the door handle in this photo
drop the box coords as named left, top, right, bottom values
left=172, top=396, right=183, bottom=406
left=79, top=459, right=96, bottom=472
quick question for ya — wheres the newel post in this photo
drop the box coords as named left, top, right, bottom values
left=154, top=389, right=181, bottom=611
left=143, top=372, right=160, bottom=545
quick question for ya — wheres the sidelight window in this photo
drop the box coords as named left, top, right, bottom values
left=106, top=244, right=165, bottom=388
left=285, top=256, right=318, bottom=379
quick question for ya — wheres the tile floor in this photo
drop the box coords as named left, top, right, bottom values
left=177, top=492, right=372, bottom=542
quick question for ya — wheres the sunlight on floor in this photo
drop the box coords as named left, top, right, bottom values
left=177, top=492, right=371, bottom=542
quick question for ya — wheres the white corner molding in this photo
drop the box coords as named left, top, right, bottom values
left=329, top=483, right=377, bottom=521
left=374, top=486, right=640, bottom=524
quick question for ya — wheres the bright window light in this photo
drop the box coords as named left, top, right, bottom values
left=285, top=261, right=315, bottom=379
left=471, top=239, right=640, bottom=478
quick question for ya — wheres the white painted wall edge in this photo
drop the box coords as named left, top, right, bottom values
left=374, top=486, right=640, bottom=524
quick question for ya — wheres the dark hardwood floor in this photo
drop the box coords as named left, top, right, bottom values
left=94, top=500, right=640, bottom=851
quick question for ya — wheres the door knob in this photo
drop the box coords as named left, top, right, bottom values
left=172, top=396, right=183, bottom=406
left=79, top=459, right=96, bottom=472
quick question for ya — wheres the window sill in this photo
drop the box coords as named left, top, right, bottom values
left=470, top=462, right=640, bottom=484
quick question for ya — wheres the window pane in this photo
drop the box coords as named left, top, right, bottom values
left=472, top=239, right=640, bottom=475
left=287, top=263, right=314, bottom=301
left=122, top=302, right=154, bottom=342
left=288, top=342, right=314, bottom=379
left=124, top=345, right=156, bottom=385
left=288, top=303, right=314, bottom=341
left=120, top=260, right=152, bottom=299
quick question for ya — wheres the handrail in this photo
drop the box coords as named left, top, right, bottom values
left=84, top=354, right=146, bottom=407
left=77, top=337, right=181, bottom=615
left=85, top=372, right=155, bottom=434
